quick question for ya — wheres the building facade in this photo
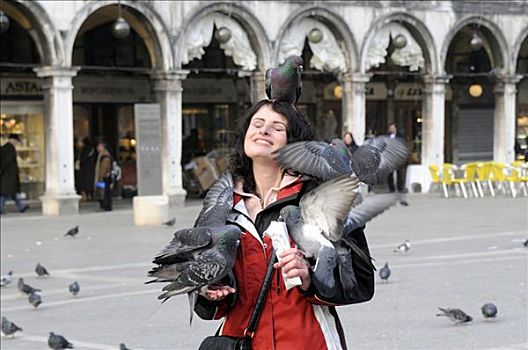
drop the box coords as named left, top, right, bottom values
left=1, top=0, right=527, bottom=215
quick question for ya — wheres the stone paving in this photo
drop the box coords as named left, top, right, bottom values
left=1, top=194, right=527, bottom=350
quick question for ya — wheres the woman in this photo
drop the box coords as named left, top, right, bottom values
left=194, top=100, right=374, bottom=349
left=94, top=141, right=113, bottom=211
left=343, top=132, right=358, bottom=156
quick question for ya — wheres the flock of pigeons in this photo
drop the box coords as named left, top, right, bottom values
left=1, top=226, right=133, bottom=350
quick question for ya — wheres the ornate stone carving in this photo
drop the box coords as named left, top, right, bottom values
left=278, top=18, right=346, bottom=73
left=366, top=23, right=425, bottom=72
left=182, top=13, right=257, bottom=71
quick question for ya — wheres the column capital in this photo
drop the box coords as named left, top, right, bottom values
left=151, top=70, right=189, bottom=92
left=494, top=74, right=523, bottom=85
left=151, top=69, right=189, bottom=81
left=33, top=66, right=80, bottom=78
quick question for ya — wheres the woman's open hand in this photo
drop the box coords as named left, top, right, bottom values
left=274, top=247, right=311, bottom=291
left=199, top=285, right=236, bottom=301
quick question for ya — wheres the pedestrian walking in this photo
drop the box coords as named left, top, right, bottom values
left=94, top=141, right=113, bottom=211
left=77, top=137, right=96, bottom=201
left=387, top=123, right=407, bottom=193
left=0, top=134, right=29, bottom=214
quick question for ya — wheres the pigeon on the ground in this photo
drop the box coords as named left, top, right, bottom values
left=64, top=225, right=79, bottom=237
left=265, top=55, right=303, bottom=104
left=163, top=218, right=176, bottom=227
left=28, top=292, right=42, bottom=308
left=193, top=172, right=234, bottom=228
left=437, top=307, right=473, bottom=325
left=273, top=136, right=410, bottom=186
left=379, top=263, right=391, bottom=282
left=481, top=303, right=498, bottom=319
left=36, top=263, right=50, bottom=277
left=48, top=332, right=74, bottom=349
left=17, top=278, right=41, bottom=295
left=0, top=270, right=13, bottom=287
left=1, top=317, right=22, bottom=337
left=394, top=240, right=411, bottom=253
left=69, top=282, right=80, bottom=296
left=523, top=239, right=528, bottom=247
left=119, top=343, right=131, bottom=350
left=278, top=174, right=359, bottom=298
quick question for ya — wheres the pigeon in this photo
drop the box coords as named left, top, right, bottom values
left=64, top=225, right=79, bottom=237
left=523, top=239, right=528, bottom=247
left=1, top=317, right=22, bottom=337
left=278, top=174, right=360, bottom=298
left=394, top=240, right=411, bottom=253
left=436, top=307, right=473, bottom=325
left=0, top=270, right=13, bottom=287
left=48, top=332, right=74, bottom=349
left=193, top=172, right=234, bottom=228
left=343, top=193, right=401, bottom=233
left=119, top=343, right=131, bottom=350
left=17, top=278, right=41, bottom=295
left=36, top=263, right=50, bottom=277
left=28, top=292, right=42, bottom=308
left=273, top=136, right=410, bottom=186
left=265, top=55, right=303, bottom=104
left=379, top=263, right=391, bottom=282
left=69, top=282, right=80, bottom=296
left=481, top=303, right=498, bottom=319
left=163, top=218, right=176, bottom=227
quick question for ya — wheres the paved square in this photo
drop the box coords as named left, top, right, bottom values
left=1, top=195, right=527, bottom=350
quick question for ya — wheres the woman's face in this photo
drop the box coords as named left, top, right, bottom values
left=344, top=133, right=353, bottom=145
left=244, top=104, right=288, bottom=161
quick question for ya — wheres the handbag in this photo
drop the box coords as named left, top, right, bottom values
left=198, top=250, right=277, bottom=350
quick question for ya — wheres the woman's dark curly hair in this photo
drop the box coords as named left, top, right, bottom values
left=229, top=99, right=315, bottom=194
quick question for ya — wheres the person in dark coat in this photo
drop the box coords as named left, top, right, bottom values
left=95, top=141, right=113, bottom=211
left=343, top=131, right=359, bottom=156
left=77, top=137, right=96, bottom=201
left=0, top=134, right=29, bottom=214
left=387, top=123, right=407, bottom=193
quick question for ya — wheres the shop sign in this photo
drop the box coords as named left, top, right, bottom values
left=73, top=77, right=152, bottom=103
left=183, top=79, right=237, bottom=103
left=366, top=83, right=388, bottom=100
left=1, top=78, right=43, bottom=96
left=394, top=83, right=452, bottom=101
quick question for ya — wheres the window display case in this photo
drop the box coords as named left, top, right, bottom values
left=0, top=113, right=45, bottom=200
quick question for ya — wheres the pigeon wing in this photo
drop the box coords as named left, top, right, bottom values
left=300, top=174, right=359, bottom=241
left=343, top=193, right=400, bottom=232
left=194, top=172, right=234, bottom=227
left=273, top=141, right=351, bottom=181
left=152, top=227, right=212, bottom=265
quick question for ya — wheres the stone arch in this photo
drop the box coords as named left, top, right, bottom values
left=64, top=0, right=172, bottom=70
left=441, top=16, right=509, bottom=75
left=3, top=0, right=65, bottom=66
left=512, top=25, right=528, bottom=73
left=275, top=6, right=359, bottom=73
left=360, top=12, right=438, bottom=74
left=176, top=2, right=271, bottom=71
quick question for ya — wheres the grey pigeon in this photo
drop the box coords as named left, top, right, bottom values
left=437, top=307, right=473, bottom=325
left=481, top=303, right=498, bottom=319
left=523, top=239, right=528, bottom=247
left=394, top=240, right=411, bottom=253
left=194, top=172, right=234, bottom=228
left=28, top=292, right=42, bottom=308
left=0, top=270, right=13, bottom=287
left=163, top=218, right=176, bottom=227
left=69, top=282, right=80, bottom=296
left=343, top=193, right=401, bottom=234
left=36, top=262, right=50, bottom=277
left=119, top=343, right=131, bottom=350
left=278, top=174, right=359, bottom=298
left=48, top=332, right=74, bottom=349
left=65, top=225, right=79, bottom=237
left=379, top=263, right=391, bottom=282
left=273, top=136, right=409, bottom=186
left=1, top=317, right=22, bottom=337
left=17, top=278, right=41, bottom=295
left=265, top=55, right=303, bottom=104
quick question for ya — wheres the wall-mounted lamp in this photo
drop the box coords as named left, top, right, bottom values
left=333, top=85, right=343, bottom=99
left=468, top=83, right=483, bottom=98
left=215, top=27, right=232, bottom=44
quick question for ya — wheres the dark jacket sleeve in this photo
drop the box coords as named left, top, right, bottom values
left=193, top=274, right=237, bottom=320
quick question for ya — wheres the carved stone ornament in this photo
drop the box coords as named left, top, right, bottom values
left=366, top=23, right=425, bottom=72
left=182, top=13, right=257, bottom=71
left=278, top=18, right=346, bottom=73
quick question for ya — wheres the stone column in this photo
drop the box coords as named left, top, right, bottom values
left=493, top=75, right=522, bottom=163
left=152, top=70, right=189, bottom=207
left=340, top=73, right=370, bottom=145
left=422, top=75, right=450, bottom=167
left=250, top=70, right=267, bottom=103
left=34, top=66, right=80, bottom=216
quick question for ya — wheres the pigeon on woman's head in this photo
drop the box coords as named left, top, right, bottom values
left=265, top=55, right=303, bottom=105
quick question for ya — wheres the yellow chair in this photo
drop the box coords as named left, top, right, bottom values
left=429, top=164, right=449, bottom=198
left=461, top=162, right=482, bottom=197
left=476, top=162, right=495, bottom=197
left=511, top=161, right=528, bottom=197
left=442, top=163, right=468, bottom=198
left=490, top=162, right=521, bottom=197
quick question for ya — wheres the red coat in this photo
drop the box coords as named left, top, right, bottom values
left=195, top=178, right=375, bottom=350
